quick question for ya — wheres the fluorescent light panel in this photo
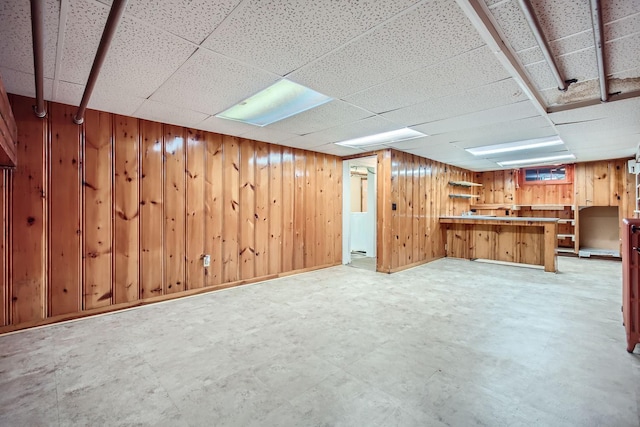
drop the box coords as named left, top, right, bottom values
left=216, top=79, right=332, bottom=127
left=335, top=128, right=426, bottom=147
left=497, top=154, right=576, bottom=167
left=466, top=136, right=564, bottom=156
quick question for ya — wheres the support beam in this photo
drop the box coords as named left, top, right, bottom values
left=30, top=0, right=46, bottom=118
left=517, top=0, right=568, bottom=92
left=590, top=0, right=608, bottom=102
left=73, top=0, right=128, bottom=125
left=455, top=0, right=553, bottom=122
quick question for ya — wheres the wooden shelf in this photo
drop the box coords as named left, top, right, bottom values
left=557, top=219, right=575, bottom=225
left=449, top=194, right=481, bottom=199
left=558, top=233, right=575, bottom=241
left=471, top=203, right=515, bottom=210
left=448, top=180, right=482, bottom=187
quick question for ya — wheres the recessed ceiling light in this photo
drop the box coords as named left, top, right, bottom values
left=335, top=128, right=427, bottom=148
left=466, top=136, right=564, bottom=156
left=216, top=79, right=332, bottom=127
left=497, top=154, right=576, bottom=167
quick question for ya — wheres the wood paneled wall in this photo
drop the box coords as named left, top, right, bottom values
left=0, top=73, right=17, bottom=167
left=376, top=149, right=473, bottom=273
left=0, top=95, right=341, bottom=332
left=475, top=158, right=634, bottom=216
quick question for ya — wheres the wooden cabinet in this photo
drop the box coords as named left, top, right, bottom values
left=622, top=218, right=640, bottom=353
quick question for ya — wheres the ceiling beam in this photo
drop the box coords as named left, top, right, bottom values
left=590, top=0, right=608, bottom=102
left=454, top=0, right=552, bottom=123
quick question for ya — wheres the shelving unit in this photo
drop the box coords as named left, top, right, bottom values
left=448, top=181, right=482, bottom=200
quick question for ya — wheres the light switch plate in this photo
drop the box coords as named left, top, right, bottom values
left=203, top=254, right=211, bottom=268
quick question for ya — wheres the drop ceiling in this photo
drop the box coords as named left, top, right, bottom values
left=0, top=0, right=638, bottom=171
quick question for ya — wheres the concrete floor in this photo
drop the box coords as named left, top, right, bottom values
left=1, top=257, right=639, bottom=426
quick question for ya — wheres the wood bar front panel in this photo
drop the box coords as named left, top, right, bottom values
left=1, top=95, right=342, bottom=333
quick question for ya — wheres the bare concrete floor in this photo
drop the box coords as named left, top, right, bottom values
left=1, top=257, right=639, bottom=426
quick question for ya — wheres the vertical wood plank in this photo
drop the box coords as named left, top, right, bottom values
left=83, top=110, right=113, bottom=309
left=205, top=133, right=223, bottom=286
left=390, top=150, right=400, bottom=270
left=315, top=154, right=326, bottom=265
left=398, top=152, right=408, bottom=267
left=281, top=147, right=294, bottom=272
left=592, top=161, right=610, bottom=206
left=333, top=156, right=343, bottom=264
left=222, top=135, right=240, bottom=283
left=412, top=155, right=420, bottom=263
left=419, top=159, right=427, bottom=260
left=10, top=96, right=47, bottom=323
left=239, top=139, right=256, bottom=280
left=293, top=149, right=305, bottom=270
left=255, top=141, right=270, bottom=277
left=304, top=154, right=316, bottom=268
left=268, top=145, right=282, bottom=274
left=164, top=125, right=186, bottom=293
left=140, top=120, right=164, bottom=298
left=325, top=155, right=336, bottom=264
left=0, top=170, right=8, bottom=325
left=49, top=103, right=82, bottom=316
left=113, top=115, right=139, bottom=304
left=186, top=129, right=206, bottom=289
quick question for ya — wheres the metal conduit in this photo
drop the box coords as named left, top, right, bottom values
left=590, top=0, right=608, bottom=102
left=73, top=0, right=128, bottom=125
left=30, top=0, right=46, bottom=118
left=517, top=0, right=568, bottom=91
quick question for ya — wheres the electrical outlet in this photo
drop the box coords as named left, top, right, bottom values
left=203, top=255, right=211, bottom=268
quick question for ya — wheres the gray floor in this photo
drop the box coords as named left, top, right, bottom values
left=349, top=252, right=376, bottom=272
left=1, top=257, right=639, bottom=426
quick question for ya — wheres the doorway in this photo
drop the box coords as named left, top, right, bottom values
left=342, top=156, right=377, bottom=271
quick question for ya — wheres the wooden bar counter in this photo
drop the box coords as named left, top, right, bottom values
left=440, top=216, right=558, bottom=272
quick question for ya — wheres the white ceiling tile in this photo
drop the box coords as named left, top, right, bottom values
left=0, top=0, right=59, bottom=78
left=277, top=135, right=332, bottom=151
left=489, top=0, right=537, bottom=51
left=150, top=48, right=279, bottom=116
left=517, top=47, right=545, bottom=66
left=202, top=0, right=421, bottom=75
left=54, top=80, right=83, bottom=106
left=304, top=116, right=404, bottom=144
left=60, top=0, right=110, bottom=84
left=98, top=0, right=243, bottom=44
left=524, top=61, right=559, bottom=91
left=312, top=142, right=365, bottom=157
left=605, top=13, right=640, bottom=41
left=411, top=100, right=542, bottom=135
left=531, top=0, right=592, bottom=41
left=134, top=99, right=208, bottom=128
left=0, top=67, right=53, bottom=100
left=289, top=0, right=485, bottom=98
left=602, top=0, right=640, bottom=24
left=447, top=117, right=556, bottom=149
left=549, top=30, right=594, bottom=56
left=558, top=47, right=599, bottom=82
left=268, top=100, right=373, bottom=135
left=240, top=128, right=299, bottom=145
left=606, top=33, right=640, bottom=75
left=549, top=96, right=640, bottom=124
left=196, top=116, right=256, bottom=138
left=343, top=46, right=510, bottom=113
left=96, top=17, right=197, bottom=99
left=381, top=78, right=529, bottom=126
left=89, top=89, right=146, bottom=117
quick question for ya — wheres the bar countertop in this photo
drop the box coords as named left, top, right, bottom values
left=440, top=215, right=559, bottom=223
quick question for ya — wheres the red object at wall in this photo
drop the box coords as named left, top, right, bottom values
left=622, top=218, right=640, bottom=353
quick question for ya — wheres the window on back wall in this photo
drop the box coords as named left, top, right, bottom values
left=520, top=164, right=573, bottom=185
